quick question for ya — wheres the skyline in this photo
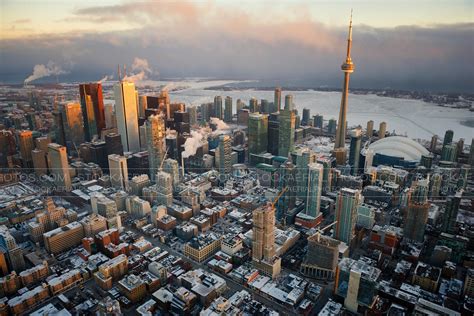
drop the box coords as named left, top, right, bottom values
left=1, top=0, right=473, bottom=92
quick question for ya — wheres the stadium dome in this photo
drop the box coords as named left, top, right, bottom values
left=368, top=136, right=429, bottom=161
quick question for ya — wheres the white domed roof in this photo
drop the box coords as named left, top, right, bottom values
left=368, top=136, right=429, bottom=161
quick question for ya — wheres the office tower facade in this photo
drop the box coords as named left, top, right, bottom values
left=349, top=128, right=362, bottom=175
left=404, top=180, right=430, bottom=242
left=114, top=81, right=140, bottom=152
left=108, top=154, right=129, bottom=191
left=378, top=122, right=387, bottom=139
left=249, top=98, right=258, bottom=113
left=187, top=106, right=198, bottom=126
left=442, top=190, right=462, bottom=234
left=32, top=149, right=48, bottom=176
left=333, top=188, right=362, bottom=245
left=248, top=113, right=268, bottom=157
left=156, top=171, right=173, bottom=206
left=430, top=134, right=438, bottom=153
left=104, top=103, right=116, bottom=129
left=335, top=16, right=354, bottom=150
left=214, top=96, right=223, bottom=119
left=469, top=138, right=474, bottom=166
left=314, top=114, right=324, bottom=129
left=79, top=83, right=105, bottom=141
left=146, top=115, right=166, bottom=182
left=277, top=159, right=297, bottom=220
left=302, top=108, right=311, bottom=126
left=18, top=130, right=34, bottom=168
left=304, top=163, right=324, bottom=219
left=443, top=129, right=454, bottom=146
left=217, top=135, right=232, bottom=174
left=224, top=96, right=232, bottom=122
left=105, top=133, right=123, bottom=157
left=252, top=203, right=281, bottom=278
left=278, top=108, right=296, bottom=157
left=267, top=113, right=280, bottom=155
left=0, top=226, right=26, bottom=272
left=301, top=234, right=341, bottom=280
left=48, top=143, right=72, bottom=191
left=366, top=120, right=374, bottom=137
left=274, top=87, right=281, bottom=112
left=62, top=102, right=85, bottom=147
left=0, top=130, right=15, bottom=168
left=317, top=156, right=333, bottom=193
left=138, top=95, right=147, bottom=118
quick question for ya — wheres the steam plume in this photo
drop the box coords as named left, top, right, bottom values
left=24, top=61, right=68, bottom=84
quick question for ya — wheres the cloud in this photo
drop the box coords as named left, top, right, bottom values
left=12, top=19, right=31, bottom=24
left=24, top=61, right=69, bottom=83
left=1, top=1, right=473, bottom=92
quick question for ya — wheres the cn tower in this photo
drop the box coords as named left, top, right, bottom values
left=334, top=11, right=354, bottom=151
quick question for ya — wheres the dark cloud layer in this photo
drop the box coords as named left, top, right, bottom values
left=1, top=1, right=473, bottom=92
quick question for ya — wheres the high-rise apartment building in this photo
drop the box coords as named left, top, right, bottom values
left=267, top=113, right=280, bottom=155
left=214, top=96, right=223, bottom=119
left=274, top=87, right=281, bottom=112
left=442, top=190, right=462, bottom=234
left=79, top=83, right=105, bottom=141
left=404, top=179, right=430, bottom=242
left=217, top=135, right=232, bottom=174
left=18, top=130, right=34, bottom=168
left=443, top=129, right=454, bottom=146
left=333, top=188, right=362, bottom=245
left=366, top=120, right=374, bottom=137
left=114, top=81, right=140, bottom=152
left=349, top=128, right=362, bottom=175
left=378, top=122, right=387, bottom=139
left=304, top=163, right=324, bottom=219
left=224, top=96, right=232, bottom=122
left=302, top=108, right=311, bottom=126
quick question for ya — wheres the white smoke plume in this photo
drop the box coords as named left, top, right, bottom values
left=123, top=57, right=153, bottom=83
left=24, top=61, right=68, bottom=84
left=98, top=74, right=113, bottom=83
left=182, top=128, right=209, bottom=158
left=182, top=118, right=231, bottom=158
left=210, top=117, right=229, bottom=130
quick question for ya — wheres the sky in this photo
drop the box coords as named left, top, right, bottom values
left=1, top=0, right=473, bottom=92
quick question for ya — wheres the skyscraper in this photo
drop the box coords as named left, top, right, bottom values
left=114, top=81, right=140, bottom=153
left=248, top=113, right=268, bottom=160
left=249, top=98, right=258, bottom=113
left=278, top=107, right=296, bottom=157
left=224, top=96, right=232, bottom=122
left=304, top=163, right=324, bottom=219
left=293, top=148, right=316, bottom=200
left=62, top=102, right=85, bottom=148
left=267, top=113, right=280, bottom=155
left=302, top=108, right=311, bottom=126
left=277, top=159, right=297, bottom=221
left=378, top=122, right=387, bottom=139
left=442, top=190, right=462, bottom=234
left=314, top=114, right=324, bottom=129
left=108, top=154, right=129, bottom=191
left=404, top=179, right=430, bottom=242
left=284, top=94, right=293, bottom=111
left=162, top=158, right=180, bottom=190
left=335, top=13, right=355, bottom=151
left=348, top=128, right=362, bottom=175
left=217, top=134, right=232, bottom=174
left=48, top=143, right=72, bottom=191
left=18, top=130, right=34, bottom=168
left=260, top=99, right=270, bottom=114
left=443, top=129, right=454, bottom=146
left=366, top=120, right=374, bottom=137
left=79, top=83, right=105, bottom=141
left=214, top=96, right=223, bottom=119
left=252, top=203, right=281, bottom=278
left=155, top=171, right=173, bottom=206
left=146, top=115, right=166, bottom=182
left=274, top=87, right=281, bottom=112
left=333, top=188, right=362, bottom=245
left=187, top=106, right=198, bottom=126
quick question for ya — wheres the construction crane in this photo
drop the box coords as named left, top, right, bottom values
left=271, top=187, right=288, bottom=209
left=312, top=221, right=338, bottom=242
